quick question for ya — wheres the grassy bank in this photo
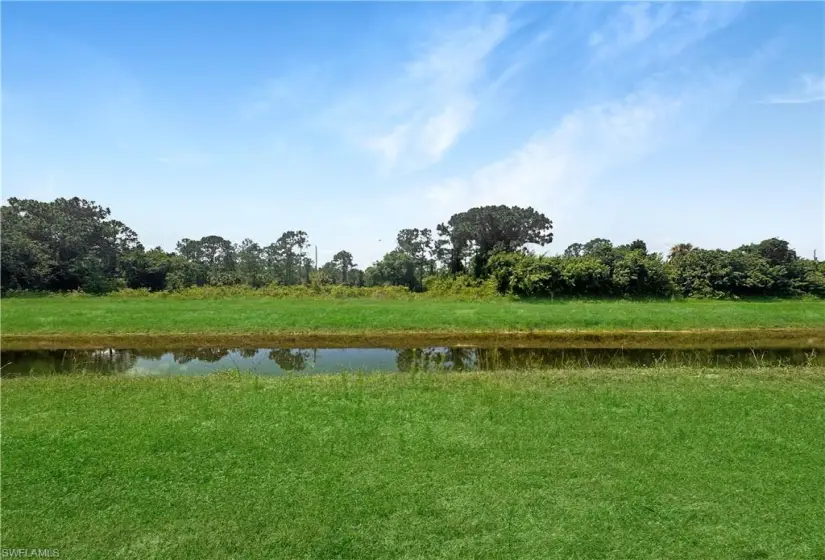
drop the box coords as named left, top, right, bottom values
left=2, top=297, right=824, bottom=338
left=3, top=368, right=824, bottom=559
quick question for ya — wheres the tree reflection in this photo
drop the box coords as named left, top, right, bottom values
left=1, top=349, right=139, bottom=376
left=172, top=348, right=232, bottom=363
left=238, top=348, right=259, bottom=359
left=444, top=348, right=474, bottom=370
left=395, top=348, right=476, bottom=372
left=268, top=349, right=311, bottom=371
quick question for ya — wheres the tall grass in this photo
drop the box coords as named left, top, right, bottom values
left=1, top=281, right=503, bottom=301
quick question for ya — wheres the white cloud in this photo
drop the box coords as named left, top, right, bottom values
left=412, top=60, right=751, bottom=230
left=421, top=91, right=684, bottom=220
left=590, top=2, right=745, bottom=66
left=397, top=1, right=752, bottom=227
left=764, top=74, right=825, bottom=105
left=367, top=101, right=478, bottom=170
left=590, top=2, right=678, bottom=58
left=363, top=12, right=510, bottom=173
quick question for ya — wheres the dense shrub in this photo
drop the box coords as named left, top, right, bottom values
left=559, top=257, right=613, bottom=297
left=793, top=260, right=825, bottom=297
left=422, top=274, right=500, bottom=300
left=156, top=284, right=415, bottom=300
left=668, top=249, right=736, bottom=298
left=611, top=251, right=673, bottom=297
left=364, top=250, right=420, bottom=291
left=488, top=250, right=673, bottom=299
left=3, top=283, right=507, bottom=301
left=667, top=246, right=821, bottom=299
left=489, top=253, right=564, bottom=297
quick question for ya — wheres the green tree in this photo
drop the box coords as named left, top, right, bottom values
left=437, top=205, right=553, bottom=277
left=301, top=255, right=315, bottom=285
left=123, top=247, right=174, bottom=291
left=669, top=249, right=736, bottom=298
left=331, top=250, right=355, bottom=284
left=262, top=243, right=282, bottom=283
left=560, top=257, right=612, bottom=296
left=563, top=243, right=584, bottom=258
left=346, top=268, right=365, bottom=287
left=611, top=251, right=672, bottom=297
left=237, top=238, right=265, bottom=287
left=166, top=255, right=206, bottom=289
left=176, top=235, right=238, bottom=286
left=582, top=238, right=614, bottom=260
left=365, top=249, right=418, bottom=290
left=397, top=228, right=435, bottom=280
left=1, top=197, right=138, bottom=293
left=793, top=259, right=825, bottom=297
left=320, top=260, right=341, bottom=284
left=617, top=239, right=648, bottom=256
left=668, top=243, right=695, bottom=262
left=488, top=252, right=564, bottom=297
left=273, top=231, right=308, bottom=285
left=737, top=238, right=798, bottom=267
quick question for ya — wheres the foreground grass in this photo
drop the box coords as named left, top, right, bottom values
left=3, top=368, right=824, bottom=559
left=2, top=297, right=824, bottom=337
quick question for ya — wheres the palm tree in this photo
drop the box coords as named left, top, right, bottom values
left=668, top=243, right=694, bottom=261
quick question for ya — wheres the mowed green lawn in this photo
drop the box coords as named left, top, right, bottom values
left=2, top=297, right=824, bottom=335
left=3, top=368, right=824, bottom=559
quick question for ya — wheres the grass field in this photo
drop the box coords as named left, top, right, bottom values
left=3, top=368, right=824, bottom=559
left=3, top=297, right=824, bottom=337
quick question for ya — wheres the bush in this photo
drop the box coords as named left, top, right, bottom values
left=668, top=249, right=736, bottom=299
left=422, top=274, right=500, bottom=300
left=610, top=251, right=673, bottom=298
left=489, top=249, right=677, bottom=299
left=792, top=260, right=825, bottom=297
left=559, top=257, right=612, bottom=297
left=96, top=284, right=415, bottom=300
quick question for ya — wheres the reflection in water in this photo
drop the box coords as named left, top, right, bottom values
left=1, top=346, right=822, bottom=378
left=268, top=349, right=311, bottom=371
left=395, top=348, right=475, bottom=372
left=1, top=349, right=141, bottom=376
left=173, top=348, right=235, bottom=364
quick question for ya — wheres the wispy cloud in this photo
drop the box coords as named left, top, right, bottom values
left=421, top=90, right=685, bottom=221
left=408, top=22, right=763, bottom=229
left=589, top=2, right=746, bottom=67
left=364, top=10, right=511, bottom=173
left=302, top=5, right=559, bottom=177
left=763, top=73, right=825, bottom=105
left=588, top=2, right=677, bottom=56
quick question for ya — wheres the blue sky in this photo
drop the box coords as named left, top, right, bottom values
left=3, top=1, right=823, bottom=265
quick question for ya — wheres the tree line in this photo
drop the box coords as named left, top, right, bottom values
left=2, top=197, right=822, bottom=299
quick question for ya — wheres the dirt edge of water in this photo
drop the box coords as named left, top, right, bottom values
left=3, top=328, right=824, bottom=350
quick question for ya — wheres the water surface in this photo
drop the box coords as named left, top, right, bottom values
left=2, top=346, right=822, bottom=377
